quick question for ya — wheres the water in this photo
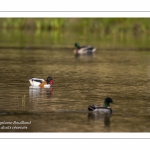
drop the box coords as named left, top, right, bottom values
left=0, top=30, right=150, bottom=132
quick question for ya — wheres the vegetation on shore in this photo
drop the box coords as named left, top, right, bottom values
left=0, top=18, right=150, bottom=49
left=0, top=18, right=150, bottom=35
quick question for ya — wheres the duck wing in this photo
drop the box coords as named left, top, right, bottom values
left=33, top=79, right=43, bottom=83
left=30, top=78, right=45, bottom=83
left=82, top=46, right=96, bottom=52
left=88, top=105, right=96, bottom=111
left=88, top=105, right=107, bottom=111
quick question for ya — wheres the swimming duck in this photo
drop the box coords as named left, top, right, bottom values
left=29, top=76, right=54, bottom=88
left=74, top=43, right=96, bottom=55
left=88, top=97, right=113, bottom=114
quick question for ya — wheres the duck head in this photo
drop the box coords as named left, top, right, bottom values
left=74, top=43, right=80, bottom=49
left=46, top=76, right=53, bottom=85
left=104, top=97, right=113, bottom=108
left=74, top=43, right=81, bottom=54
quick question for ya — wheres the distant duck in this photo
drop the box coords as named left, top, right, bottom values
left=29, top=76, right=54, bottom=88
left=74, top=42, right=96, bottom=55
left=88, top=97, right=113, bottom=114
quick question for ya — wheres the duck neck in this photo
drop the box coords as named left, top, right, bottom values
left=104, top=101, right=110, bottom=108
left=77, top=46, right=80, bottom=49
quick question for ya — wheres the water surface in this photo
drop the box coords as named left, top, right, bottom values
left=0, top=30, right=150, bottom=132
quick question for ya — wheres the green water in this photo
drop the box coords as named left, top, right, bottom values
left=0, top=28, right=150, bottom=48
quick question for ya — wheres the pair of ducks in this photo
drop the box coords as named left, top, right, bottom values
left=29, top=77, right=114, bottom=114
left=74, top=43, right=113, bottom=113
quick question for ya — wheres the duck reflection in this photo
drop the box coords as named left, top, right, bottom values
left=75, top=53, right=95, bottom=60
left=29, top=86, right=53, bottom=101
left=74, top=54, right=95, bottom=65
left=88, top=112, right=111, bottom=127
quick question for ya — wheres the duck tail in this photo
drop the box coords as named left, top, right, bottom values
left=92, top=48, right=96, bottom=52
left=88, top=105, right=95, bottom=111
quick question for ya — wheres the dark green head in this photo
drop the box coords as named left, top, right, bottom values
left=74, top=43, right=80, bottom=49
left=104, top=97, right=113, bottom=107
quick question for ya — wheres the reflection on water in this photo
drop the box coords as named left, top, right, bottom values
left=74, top=52, right=95, bottom=58
left=88, top=112, right=111, bottom=127
left=29, top=86, right=53, bottom=101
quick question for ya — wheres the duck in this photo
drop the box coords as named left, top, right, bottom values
left=29, top=76, right=54, bottom=88
left=88, top=97, right=113, bottom=114
left=74, top=42, right=96, bottom=55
